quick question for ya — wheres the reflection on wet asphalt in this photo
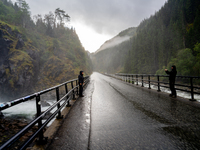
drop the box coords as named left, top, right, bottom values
left=47, top=78, right=94, bottom=150
left=47, top=72, right=200, bottom=150
left=89, top=73, right=200, bottom=150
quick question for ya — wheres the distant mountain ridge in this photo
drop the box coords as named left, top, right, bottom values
left=95, top=27, right=137, bottom=54
left=91, top=27, right=137, bottom=73
left=92, top=0, right=200, bottom=76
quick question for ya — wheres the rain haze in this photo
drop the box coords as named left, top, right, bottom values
left=13, top=0, right=167, bottom=52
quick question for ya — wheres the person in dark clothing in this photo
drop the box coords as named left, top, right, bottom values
left=165, top=65, right=177, bottom=98
left=78, top=71, right=84, bottom=97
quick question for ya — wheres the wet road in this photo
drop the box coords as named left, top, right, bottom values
left=48, top=72, right=200, bottom=150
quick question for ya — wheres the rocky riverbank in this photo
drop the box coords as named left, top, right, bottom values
left=0, top=117, right=38, bottom=149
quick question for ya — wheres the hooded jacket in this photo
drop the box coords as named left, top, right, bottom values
left=165, top=65, right=177, bottom=83
left=78, top=71, right=84, bottom=84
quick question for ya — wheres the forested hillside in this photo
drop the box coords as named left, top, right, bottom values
left=124, top=0, right=200, bottom=75
left=0, top=0, right=92, bottom=101
left=91, top=27, right=136, bottom=73
left=92, top=0, right=200, bottom=76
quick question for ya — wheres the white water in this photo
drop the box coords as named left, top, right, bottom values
left=1, top=99, right=57, bottom=122
left=116, top=75, right=200, bottom=102
left=1, top=75, right=200, bottom=123
left=144, top=82, right=200, bottom=101
left=2, top=100, right=36, bottom=120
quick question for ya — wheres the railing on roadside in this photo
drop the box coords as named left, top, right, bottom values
left=115, top=73, right=200, bottom=101
left=0, top=76, right=90, bottom=150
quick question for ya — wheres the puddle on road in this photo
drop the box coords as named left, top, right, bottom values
left=86, top=119, right=90, bottom=123
left=86, top=113, right=90, bottom=124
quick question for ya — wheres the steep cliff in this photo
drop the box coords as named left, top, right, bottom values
left=0, top=21, right=92, bottom=101
left=0, top=22, right=39, bottom=100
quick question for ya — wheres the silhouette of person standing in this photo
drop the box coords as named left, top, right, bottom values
left=165, top=65, right=177, bottom=98
left=78, top=71, right=84, bottom=97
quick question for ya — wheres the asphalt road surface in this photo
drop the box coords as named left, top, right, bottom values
left=48, top=72, right=200, bottom=150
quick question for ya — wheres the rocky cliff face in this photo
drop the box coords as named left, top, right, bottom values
left=0, top=23, right=39, bottom=100
left=0, top=22, right=92, bottom=101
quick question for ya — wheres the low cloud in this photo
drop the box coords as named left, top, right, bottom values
left=96, top=35, right=131, bottom=53
left=23, top=0, right=167, bottom=36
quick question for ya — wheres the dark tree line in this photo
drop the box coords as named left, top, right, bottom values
left=0, top=0, right=34, bottom=28
left=0, top=0, right=70, bottom=37
left=0, top=0, right=93, bottom=99
left=124, top=0, right=200, bottom=76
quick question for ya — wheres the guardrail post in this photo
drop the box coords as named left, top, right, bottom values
left=0, top=111, right=4, bottom=119
left=157, top=75, right=161, bottom=92
left=189, top=77, right=196, bottom=101
left=71, top=81, right=75, bottom=100
left=85, top=77, right=89, bottom=86
left=148, top=75, right=151, bottom=89
left=132, top=75, right=134, bottom=84
left=65, top=83, right=71, bottom=107
left=141, top=75, right=144, bottom=87
left=76, top=80, right=79, bottom=95
left=136, top=75, right=138, bottom=85
left=36, top=93, right=45, bottom=144
left=56, top=87, right=63, bottom=119
left=129, top=75, right=130, bottom=83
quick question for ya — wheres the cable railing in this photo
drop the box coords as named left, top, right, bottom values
left=115, top=73, right=200, bottom=101
left=0, top=76, right=90, bottom=150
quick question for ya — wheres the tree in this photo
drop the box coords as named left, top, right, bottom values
left=15, top=0, right=31, bottom=28
left=54, top=8, right=70, bottom=27
left=34, top=14, right=46, bottom=34
left=185, top=0, right=195, bottom=23
left=193, top=43, right=200, bottom=76
left=44, top=12, right=55, bottom=36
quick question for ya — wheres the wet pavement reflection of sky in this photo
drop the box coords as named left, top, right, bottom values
left=48, top=72, right=200, bottom=150
left=90, top=72, right=200, bottom=150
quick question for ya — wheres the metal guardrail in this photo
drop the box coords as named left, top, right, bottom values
left=0, top=76, right=90, bottom=150
left=115, top=73, right=200, bottom=101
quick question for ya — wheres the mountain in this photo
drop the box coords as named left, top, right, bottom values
left=95, top=27, right=137, bottom=54
left=92, top=0, right=200, bottom=77
left=91, top=27, right=137, bottom=73
left=0, top=0, right=92, bottom=101
left=124, top=0, right=200, bottom=76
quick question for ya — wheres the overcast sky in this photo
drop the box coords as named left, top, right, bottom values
left=14, top=0, right=167, bottom=52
